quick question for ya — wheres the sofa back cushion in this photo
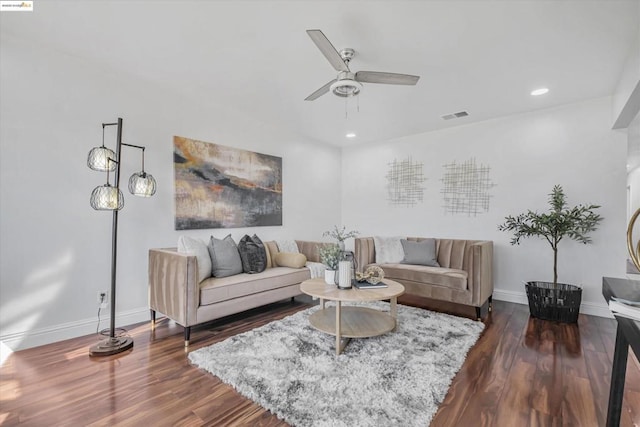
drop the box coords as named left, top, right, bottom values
left=177, top=236, right=212, bottom=283
left=237, top=234, right=267, bottom=274
left=208, top=234, right=243, bottom=278
left=373, top=236, right=405, bottom=264
left=263, top=241, right=278, bottom=268
left=400, top=238, right=440, bottom=267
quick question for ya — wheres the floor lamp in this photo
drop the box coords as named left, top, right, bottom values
left=87, top=117, right=156, bottom=357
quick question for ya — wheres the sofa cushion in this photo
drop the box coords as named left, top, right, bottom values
left=373, top=236, right=404, bottom=264
left=199, top=267, right=311, bottom=305
left=263, top=241, right=278, bottom=268
left=274, top=252, right=307, bottom=268
left=376, top=263, right=468, bottom=290
left=238, top=234, right=267, bottom=274
left=208, top=234, right=243, bottom=278
left=177, top=236, right=212, bottom=282
left=401, top=238, right=440, bottom=267
left=276, top=240, right=299, bottom=253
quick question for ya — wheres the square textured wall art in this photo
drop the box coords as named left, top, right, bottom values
left=174, top=136, right=282, bottom=230
left=386, top=156, right=426, bottom=207
left=440, top=158, right=495, bottom=216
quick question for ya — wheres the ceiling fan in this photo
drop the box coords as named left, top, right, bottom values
left=304, top=29, right=420, bottom=101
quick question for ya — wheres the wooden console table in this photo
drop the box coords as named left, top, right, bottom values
left=602, top=277, right=640, bottom=426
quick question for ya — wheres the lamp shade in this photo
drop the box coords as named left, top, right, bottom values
left=87, top=146, right=116, bottom=171
left=128, top=172, right=156, bottom=197
left=90, top=184, right=124, bottom=210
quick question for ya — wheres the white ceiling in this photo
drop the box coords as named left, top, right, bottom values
left=1, top=0, right=638, bottom=147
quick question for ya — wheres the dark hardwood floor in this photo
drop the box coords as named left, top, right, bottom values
left=1, top=298, right=639, bottom=426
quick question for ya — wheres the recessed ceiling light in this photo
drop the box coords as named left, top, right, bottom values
left=531, top=88, right=549, bottom=96
left=346, top=133, right=356, bottom=138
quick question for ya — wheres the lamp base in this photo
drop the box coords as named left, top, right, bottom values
left=89, top=336, right=133, bottom=357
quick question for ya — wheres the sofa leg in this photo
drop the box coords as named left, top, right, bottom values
left=184, top=326, right=191, bottom=348
left=488, top=295, right=493, bottom=312
left=475, top=306, right=482, bottom=321
left=150, top=309, right=156, bottom=329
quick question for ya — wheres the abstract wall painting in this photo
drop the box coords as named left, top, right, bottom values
left=386, top=156, right=426, bottom=207
left=440, top=157, right=495, bottom=216
left=174, top=136, right=282, bottom=230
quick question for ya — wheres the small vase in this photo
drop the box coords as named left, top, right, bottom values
left=338, top=241, right=345, bottom=251
left=324, top=269, right=337, bottom=285
left=338, top=261, right=352, bottom=289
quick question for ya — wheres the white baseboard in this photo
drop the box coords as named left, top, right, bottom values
left=0, top=307, right=150, bottom=352
left=492, top=288, right=529, bottom=305
left=579, top=300, right=614, bottom=318
left=492, top=288, right=613, bottom=319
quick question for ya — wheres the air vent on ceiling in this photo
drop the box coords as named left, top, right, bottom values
left=441, top=111, right=469, bottom=120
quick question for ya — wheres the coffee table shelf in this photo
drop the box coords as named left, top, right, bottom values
left=308, top=306, right=396, bottom=338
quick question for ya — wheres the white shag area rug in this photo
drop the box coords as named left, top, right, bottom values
left=188, top=302, right=484, bottom=427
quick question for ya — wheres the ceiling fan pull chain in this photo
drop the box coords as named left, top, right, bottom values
left=357, top=94, right=360, bottom=113
left=345, top=97, right=348, bottom=119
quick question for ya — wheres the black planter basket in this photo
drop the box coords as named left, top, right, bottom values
left=525, top=281, right=582, bottom=323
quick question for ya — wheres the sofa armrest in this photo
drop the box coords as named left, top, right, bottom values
left=295, top=240, right=336, bottom=264
left=149, top=248, right=199, bottom=327
left=295, top=241, right=319, bottom=263
left=468, top=241, right=494, bottom=306
left=354, top=237, right=376, bottom=272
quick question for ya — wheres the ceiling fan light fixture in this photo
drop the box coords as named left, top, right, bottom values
left=531, top=87, right=549, bottom=96
left=330, top=79, right=362, bottom=98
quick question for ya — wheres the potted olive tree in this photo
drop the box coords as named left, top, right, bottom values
left=498, top=185, right=603, bottom=322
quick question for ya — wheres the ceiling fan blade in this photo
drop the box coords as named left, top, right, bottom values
left=306, top=29, right=349, bottom=72
left=355, top=71, right=420, bottom=85
left=305, top=79, right=337, bottom=101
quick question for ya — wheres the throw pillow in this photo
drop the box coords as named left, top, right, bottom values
left=276, top=240, right=299, bottom=253
left=208, top=234, right=243, bottom=278
left=401, top=239, right=440, bottom=267
left=237, top=234, right=268, bottom=274
left=274, top=252, right=307, bottom=269
left=177, top=236, right=212, bottom=282
left=373, top=236, right=405, bottom=264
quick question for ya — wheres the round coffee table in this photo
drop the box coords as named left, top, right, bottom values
left=300, top=277, right=405, bottom=355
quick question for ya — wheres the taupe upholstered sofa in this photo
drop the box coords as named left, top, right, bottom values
left=354, top=237, right=494, bottom=319
left=149, top=240, right=325, bottom=346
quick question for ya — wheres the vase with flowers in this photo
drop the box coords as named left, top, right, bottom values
left=319, top=243, right=341, bottom=285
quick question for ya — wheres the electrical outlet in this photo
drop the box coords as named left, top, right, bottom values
left=97, top=291, right=108, bottom=309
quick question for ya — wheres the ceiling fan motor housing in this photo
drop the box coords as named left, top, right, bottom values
left=339, top=48, right=355, bottom=63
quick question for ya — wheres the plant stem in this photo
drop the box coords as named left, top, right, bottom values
left=553, top=246, right=558, bottom=285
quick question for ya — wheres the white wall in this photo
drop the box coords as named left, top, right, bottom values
left=628, top=113, right=640, bottom=220
left=342, top=98, right=627, bottom=315
left=612, top=7, right=639, bottom=129
left=0, top=35, right=342, bottom=350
